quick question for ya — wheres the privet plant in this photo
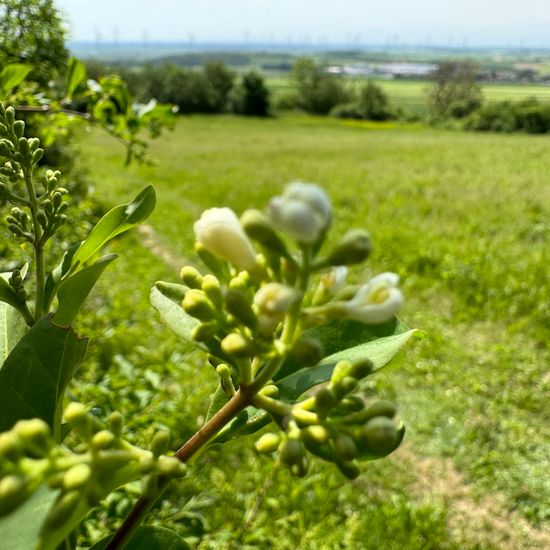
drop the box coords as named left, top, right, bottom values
left=0, top=104, right=422, bottom=549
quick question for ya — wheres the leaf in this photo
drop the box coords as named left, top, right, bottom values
left=0, top=317, right=88, bottom=438
left=0, top=276, right=28, bottom=319
left=150, top=283, right=198, bottom=344
left=43, top=242, right=81, bottom=310
left=53, top=254, right=116, bottom=326
left=0, top=485, right=58, bottom=550
left=0, top=64, right=31, bottom=91
left=0, top=302, right=27, bottom=368
left=71, top=186, right=156, bottom=268
left=91, top=526, right=190, bottom=550
left=276, top=328, right=424, bottom=401
left=65, top=57, right=87, bottom=99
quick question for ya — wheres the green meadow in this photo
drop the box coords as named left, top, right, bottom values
left=74, top=114, right=549, bottom=549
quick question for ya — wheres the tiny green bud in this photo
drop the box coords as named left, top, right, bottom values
left=91, top=430, right=116, bottom=450
left=18, top=138, right=29, bottom=156
left=336, top=460, right=361, bottom=480
left=139, top=451, right=155, bottom=473
left=216, top=364, right=236, bottom=396
left=221, top=333, right=255, bottom=358
left=182, top=289, right=216, bottom=321
left=13, top=121, right=25, bottom=138
left=325, top=229, right=372, bottom=266
left=47, top=472, right=65, bottom=489
left=195, top=242, right=229, bottom=280
left=13, top=419, right=51, bottom=456
left=65, top=402, right=90, bottom=438
left=330, top=360, right=353, bottom=384
left=0, top=432, right=24, bottom=462
left=289, top=336, right=324, bottom=367
left=0, top=476, right=27, bottom=517
left=338, top=396, right=365, bottom=413
left=255, top=432, right=281, bottom=454
left=201, top=274, right=223, bottom=307
left=180, top=266, right=203, bottom=288
left=332, top=376, right=358, bottom=400
left=349, top=359, right=374, bottom=380
left=259, top=384, right=278, bottom=398
left=301, top=425, right=329, bottom=445
left=279, top=437, right=305, bottom=467
left=224, top=288, right=258, bottom=330
left=315, top=387, right=337, bottom=417
left=360, top=417, right=399, bottom=456
left=332, top=433, right=358, bottom=462
left=240, top=209, right=289, bottom=257
left=151, top=430, right=171, bottom=457
left=63, top=464, right=92, bottom=491
left=191, top=322, right=218, bottom=342
left=32, top=148, right=44, bottom=165
left=45, top=491, right=80, bottom=529
left=157, top=456, right=185, bottom=477
left=108, top=411, right=123, bottom=437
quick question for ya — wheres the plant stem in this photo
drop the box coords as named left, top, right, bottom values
left=105, top=389, right=250, bottom=550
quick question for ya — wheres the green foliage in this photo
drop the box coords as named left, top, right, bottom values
left=332, top=81, right=394, bottom=121
left=290, top=58, right=351, bottom=115
left=0, top=64, right=31, bottom=94
left=426, top=60, right=483, bottom=120
left=0, top=0, right=68, bottom=86
left=230, top=71, right=271, bottom=117
left=91, top=526, right=190, bottom=550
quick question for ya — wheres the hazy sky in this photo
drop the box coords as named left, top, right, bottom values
left=56, top=0, right=550, bottom=47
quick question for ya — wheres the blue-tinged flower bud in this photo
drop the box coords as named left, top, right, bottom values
left=255, top=432, right=281, bottom=454
left=269, top=182, right=332, bottom=244
left=325, top=229, right=372, bottom=266
left=345, top=272, right=404, bottom=324
left=194, top=207, right=258, bottom=271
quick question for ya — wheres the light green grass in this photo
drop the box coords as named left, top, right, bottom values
left=74, top=114, right=550, bottom=548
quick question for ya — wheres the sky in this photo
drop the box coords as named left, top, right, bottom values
left=56, top=0, right=550, bottom=48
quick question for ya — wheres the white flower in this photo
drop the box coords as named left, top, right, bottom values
left=194, top=207, right=257, bottom=271
left=345, top=272, right=404, bottom=324
left=268, top=182, right=332, bottom=244
left=320, top=266, right=348, bottom=296
left=254, top=282, right=301, bottom=332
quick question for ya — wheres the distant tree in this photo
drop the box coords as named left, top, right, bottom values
left=0, top=0, right=68, bottom=86
left=357, top=81, right=392, bottom=120
left=203, top=61, right=235, bottom=111
left=291, top=58, right=350, bottom=115
left=426, top=60, right=482, bottom=120
left=231, top=71, right=270, bottom=116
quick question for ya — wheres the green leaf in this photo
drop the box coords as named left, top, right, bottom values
left=0, top=485, right=58, bottom=550
left=150, top=283, right=198, bottom=344
left=0, top=276, right=28, bottom=319
left=276, top=328, right=424, bottom=401
left=65, top=57, right=87, bottom=99
left=71, top=186, right=156, bottom=268
left=53, top=254, right=116, bottom=326
left=0, top=64, right=31, bottom=91
left=0, top=302, right=27, bottom=368
left=0, top=317, right=88, bottom=438
left=43, top=242, right=81, bottom=310
left=91, top=526, right=190, bottom=550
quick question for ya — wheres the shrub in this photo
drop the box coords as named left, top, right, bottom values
left=230, top=71, right=270, bottom=116
left=357, top=81, right=393, bottom=121
left=330, top=102, right=364, bottom=119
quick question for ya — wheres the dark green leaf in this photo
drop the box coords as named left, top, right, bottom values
left=0, top=317, right=88, bottom=438
left=150, top=283, right=198, bottom=344
left=71, top=186, right=156, bottom=268
left=65, top=57, right=87, bottom=99
left=43, top=242, right=81, bottom=310
left=53, top=254, right=116, bottom=326
left=91, top=526, right=190, bottom=550
left=0, top=485, right=58, bottom=550
left=0, top=64, right=31, bottom=91
left=0, top=302, right=27, bottom=368
left=0, top=276, right=28, bottom=319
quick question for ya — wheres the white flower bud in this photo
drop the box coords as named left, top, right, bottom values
left=268, top=182, right=331, bottom=244
left=345, top=272, right=404, bottom=324
left=194, top=207, right=257, bottom=271
left=254, top=282, right=301, bottom=332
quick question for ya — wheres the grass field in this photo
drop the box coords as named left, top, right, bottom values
left=73, top=114, right=549, bottom=549
left=266, top=76, right=550, bottom=116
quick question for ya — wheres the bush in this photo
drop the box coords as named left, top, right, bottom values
left=291, top=58, right=350, bottom=115
left=330, top=102, right=363, bottom=119
left=331, top=82, right=393, bottom=121
left=230, top=71, right=270, bottom=116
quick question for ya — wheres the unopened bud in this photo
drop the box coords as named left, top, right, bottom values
left=349, top=359, right=374, bottom=380
left=32, top=148, right=44, bottom=165
left=338, top=396, right=365, bottom=413
left=332, top=433, right=358, bottom=462
left=108, top=411, right=123, bottom=437
left=332, top=376, right=357, bottom=400
left=360, top=417, right=399, bottom=456
left=221, top=333, right=255, bottom=358
left=151, top=430, right=171, bottom=457
left=259, top=384, right=278, bottom=398
left=0, top=476, right=27, bottom=517
left=301, top=425, right=329, bottom=445
left=0, top=432, right=24, bottom=462
left=91, top=430, right=116, bottom=450
left=336, top=460, right=360, bottom=480
left=157, top=456, right=185, bottom=477
left=139, top=451, right=155, bottom=473
left=182, top=289, right=216, bottom=321
left=180, top=266, right=203, bottom=288
left=45, top=491, right=80, bottom=528
left=13, top=121, right=25, bottom=138
left=195, top=242, right=229, bottom=280
left=325, top=229, right=372, bottom=266
left=202, top=274, right=223, bottom=307
left=63, top=464, right=92, bottom=491
left=315, top=387, right=337, bottom=417
left=330, top=360, right=352, bottom=384
left=65, top=403, right=90, bottom=438
left=241, top=209, right=289, bottom=257
left=289, top=336, right=324, bottom=366
left=13, top=419, right=51, bottom=456
left=225, top=288, right=258, bottom=330
left=279, top=438, right=305, bottom=467
left=191, top=322, right=218, bottom=342
left=255, top=432, right=281, bottom=454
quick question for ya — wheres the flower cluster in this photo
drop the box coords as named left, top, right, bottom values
left=171, top=182, right=406, bottom=477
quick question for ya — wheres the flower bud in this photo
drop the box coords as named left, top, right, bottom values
left=91, top=430, right=116, bottom=451
left=279, top=437, right=305, bottom=467
left=240, top=209, right=289, bottom=257
left=180, top=266, right=203, bottom=289
left=325, top=229, right=372, bottom=266
left=254, top=283, right=301, bottom=332
left=63, top=464, right=92, bottom=491
left=259, top=384, right=278, bottom=398
left=255, top=432, right=281, bottom=454
left=45, top=491, right=80, bottom=529
left=108, top=411, right=123, bottom=438
left=182, top=289, right=216, bottom=321
left=195, top=242, right=230, bottom=279
left=312, top=267, right=348, bottom=305
left=13, top=419, right=51, bottom=456
left=221, top=333, right=255, bottom=358
left=65, top=402, right=90, bottom=437
left=301, top=425, right=329, bottom=445
left=330, top=360, right=353, bottom=384
left=338, top=396, right=365, bottom=413
left=289, top=336, right=324, bottom=367
left=269, top=182, right=332, bottom=244
left=332, top=376, right=357, bottom=400
left=345, top=273, right=404, bottom=324
left=314, top=387, right=337, bottom=417
left=151, top=430, right=171, bottom=457
left=0, top=476, right=27, bottom=517
left=191, top=322, right=218, bottom=342
left=336, top=460, right=360, bottom=480
left=332, top=433, right=358, bottom=462
left=139, top=451, right=155, bottom=473
left=157, top=456, right=186, bottom=477
left=0, top=432, right=24, bottom=463
left=202, top=274, right=223, bottom=307
left=225, top=288, right=258, bottom=330
left=360, top=417, right=400, bottom=456
left=349, top=359, right=374, bottom=380
left=194, top=207, right=257, bottom=271
left=155, top=281, right=188, bottom=302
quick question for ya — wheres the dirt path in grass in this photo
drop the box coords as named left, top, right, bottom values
left=397, top=446, right=550, bottom=549
left=136, top=224, right=189, bottom=272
